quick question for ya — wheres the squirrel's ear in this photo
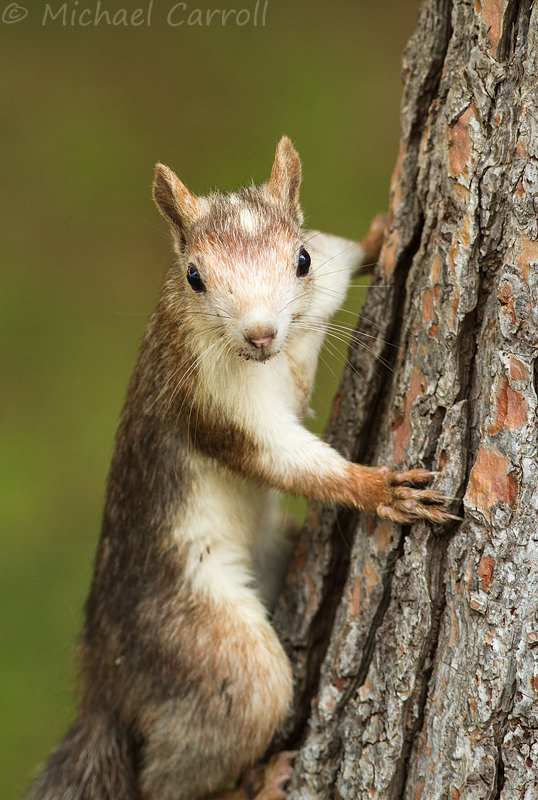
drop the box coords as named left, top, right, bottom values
left=267, top=137, right=302, bottom=223
left=153, top=164, right=202, bottom=246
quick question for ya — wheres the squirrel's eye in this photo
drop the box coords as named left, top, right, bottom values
left=297, top=247, right=311, bottom=277
left=187, top=264, right=206, bottom=293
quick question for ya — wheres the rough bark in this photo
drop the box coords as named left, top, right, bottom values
left=273, top=1, right=538, bottom=798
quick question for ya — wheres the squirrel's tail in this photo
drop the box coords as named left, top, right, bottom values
left=27, top=709, right=139, bottom=800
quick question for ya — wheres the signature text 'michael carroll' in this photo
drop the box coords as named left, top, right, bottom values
left=41, top=1, right=269, bottom=26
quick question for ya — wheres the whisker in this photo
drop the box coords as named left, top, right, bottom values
left=319, top=305, right=386, bottom=327
left=279, top=294, right=303, bottom=315
left=208, top=304, right=233, bottom=320
left=304, top=298, right=395, bottom=336
left=146, top=363, right=186, bottom=415
left=318, top=336, right=377, bottom=391
left=327, top=325, right=400, bottom=352
left=291, top=320, right=393, bottom=374
left=298, top=231, right=324, bottom=250
left=115, top=310, right=153, bottom=317
left=310, top=241, right=362, bottom=276
left=321, top=329, right=391, bottom=374
left=167, top=337, right=224, bottom=419
left=188, top=337, right=229, bottom=444
left=314, top=346, right=342, bottom=386
left=300, top=315, right=400, bottom=350
left=172, top=338, right=226, bottom=434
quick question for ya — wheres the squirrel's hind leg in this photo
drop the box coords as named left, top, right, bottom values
left=137, top=601, right=293, bottom=800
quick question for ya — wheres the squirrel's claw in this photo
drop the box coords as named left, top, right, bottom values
left=377, top=468, right=461, bottom=524
left=389, top=468, right=440, bottom=485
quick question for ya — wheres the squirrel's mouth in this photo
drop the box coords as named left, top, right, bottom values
left=239, top=344, right=280, bottom=363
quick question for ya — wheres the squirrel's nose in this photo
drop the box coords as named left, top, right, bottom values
left=245, top=324, right=277, bottom=349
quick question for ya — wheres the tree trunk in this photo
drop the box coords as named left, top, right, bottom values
left=273, top=1, right=538, bottom=798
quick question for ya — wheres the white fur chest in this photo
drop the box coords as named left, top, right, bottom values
left=173, top=347, right=310, bottom=612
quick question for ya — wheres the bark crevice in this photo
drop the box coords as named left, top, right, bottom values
left=497, top=0, right=533, bottom=62
left=355, top=221, right=424, bottom=467
left=497, top=0, right=522, bottom=62
left=492, top=746, right=505, bottom=800
left=335, top=524, right=411, bottom=721
left=388, top=534, right=450, bottom=800
left=404, top=0, right=454, bottom=148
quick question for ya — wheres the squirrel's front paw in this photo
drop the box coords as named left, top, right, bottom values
left=353, top=213, right=389, bottom=275
left=376, top=468, right=459, bottom=524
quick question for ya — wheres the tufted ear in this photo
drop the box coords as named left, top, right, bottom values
left=267, top=136, right=302, bottom=223
left=153, top=164, right=202, bottom=248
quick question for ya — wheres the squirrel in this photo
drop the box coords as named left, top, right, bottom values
left=27, top=137, right=452, bottom=800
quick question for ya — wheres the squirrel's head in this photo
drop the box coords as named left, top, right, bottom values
left=152, top=137, right=313, bottom=363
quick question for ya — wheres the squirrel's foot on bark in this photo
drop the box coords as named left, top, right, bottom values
left=353, top=213, right=388, bottom=275
left=377, top=468, right=460, bottom=524
left=239, top=752, right=295, bottom=800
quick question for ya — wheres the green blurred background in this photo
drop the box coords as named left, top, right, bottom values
left=0, top=1, right=420, bottom=796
